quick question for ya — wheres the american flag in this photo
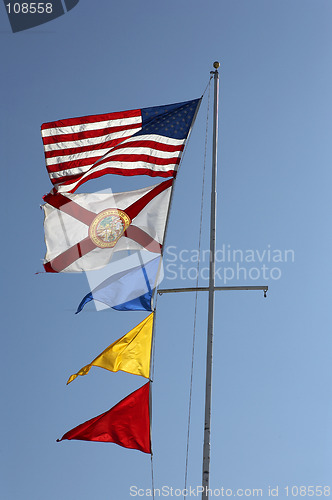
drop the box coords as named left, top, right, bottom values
left=41, top=98, right=200, bottom=194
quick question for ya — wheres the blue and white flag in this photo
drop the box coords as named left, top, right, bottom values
left=76, top=255, right=161, bottom=313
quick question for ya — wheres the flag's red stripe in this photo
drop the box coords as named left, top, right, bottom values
left=51, top=166, right=174, bottom=185
left=43, top=193, right=96, bottom=226
left=124, top=226, right=162, bottom=254
left=93, top=153, right=180, bottom=169
left=109, top=139, right=184, bottom=154
left=52, top=167, right=176, bottom=192
left=46, top=155, right=107, bottom=174
left=44, top=139, right=183, bottom=160
left=46, top=145, right=182, bottom=174
left=48, top=153, right=180, bottom=176
left=50, top=175, right=72, bottom=185
left=42, top=123, right=141, bottom=145
left=44, top=138, right=127, bottom=159
left=125, top=179, right=173, bottom=220
left=44, top=236, right=97, bottom=273
left=41, top=109, right=141, bottom=130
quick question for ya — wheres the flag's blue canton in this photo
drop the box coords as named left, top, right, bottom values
left=137, top=99, right=201, bottom=140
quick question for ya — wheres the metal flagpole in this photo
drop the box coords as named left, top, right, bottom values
left=202, top=61, right=220, bottom=500
left=154, top=62, right=268, bottom=498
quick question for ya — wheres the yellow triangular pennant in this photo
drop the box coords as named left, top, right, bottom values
left=67, top=313, right=153, bottom=384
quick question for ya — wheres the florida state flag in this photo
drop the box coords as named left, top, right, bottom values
left=42, top=180, right=172, bottom=272
left=57, top=382, right=151, bottom=453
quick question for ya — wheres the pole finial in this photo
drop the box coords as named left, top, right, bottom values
left=213, top=61, right=220, bottom=69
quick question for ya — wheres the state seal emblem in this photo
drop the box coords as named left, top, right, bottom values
left=88, top=209, right=131, bottom=248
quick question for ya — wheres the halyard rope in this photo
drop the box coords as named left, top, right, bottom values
left=183, top=77, right=212, bottom=497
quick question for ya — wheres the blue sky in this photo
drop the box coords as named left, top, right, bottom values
left=1, top=1, right=332, bottom=499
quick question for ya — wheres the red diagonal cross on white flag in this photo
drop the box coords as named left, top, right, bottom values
left=42, top=180, right=173, bottom=273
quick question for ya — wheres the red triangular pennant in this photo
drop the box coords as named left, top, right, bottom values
left=57, top=382, right=151, bottom=454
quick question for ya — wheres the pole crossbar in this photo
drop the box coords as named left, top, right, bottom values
left=158, top=285, right=268, bottom=295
